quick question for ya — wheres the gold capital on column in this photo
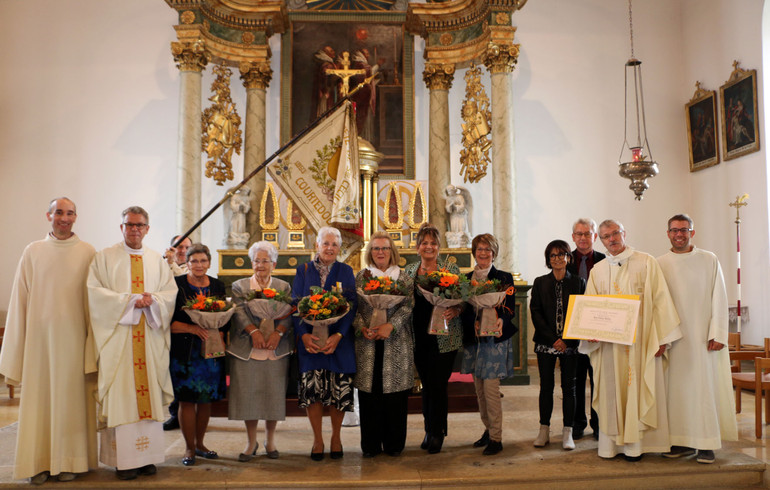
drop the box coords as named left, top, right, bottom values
left=423, top=63, right=455, bottom=90
left=483, top=42, right=520, bottom=75
left=239, top=61, right=273, bottom=90
left=171, top=40, right=209, bottom=73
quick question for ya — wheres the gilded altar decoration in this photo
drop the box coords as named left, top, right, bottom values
left=286, top=198, right=307, bottom=249
left=459, top=63, right=492, bottom=183
left=180, top=10, right=195, bottom=25
left=407, top=181, right=427, bottom=243
left=241, top=31, right=255, bottom=45
left=170, top=40, right=209, bottom=73
left=201, top=64, right=243, bottom=186
left=259, top=183, right=280, bottom=246
left=382, top=182, right=404, bottom=247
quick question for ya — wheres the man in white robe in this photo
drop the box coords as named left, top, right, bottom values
left=87, top=206, right=177, bottom=480
left=0, top=197, right=97, bottom=484
left=657, top=214, right=737, bottom=464
left=579, top=219, right=682, bottom=461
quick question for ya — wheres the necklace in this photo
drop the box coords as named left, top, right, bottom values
left=418, top=262, right=437, bottom=275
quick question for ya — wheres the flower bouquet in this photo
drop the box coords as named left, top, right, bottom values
left=416, top=269, right=470, bottom=335
left=244, top=287, right=294, bottom=338
left=183, top=294, right=235, bottom=358
left=296, top=286, right=350, bottom=348
left=356, top=271, right=409, bottom=332
left=468, top=279, right=515, bottom=336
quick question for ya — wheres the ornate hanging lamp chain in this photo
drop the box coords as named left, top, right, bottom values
left=628, top=0, right=635, bottom=59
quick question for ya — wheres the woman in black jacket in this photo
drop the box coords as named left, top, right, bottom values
left=530, top=239, right=585, bottom=451
left=460, top=234, right=517, bottom=456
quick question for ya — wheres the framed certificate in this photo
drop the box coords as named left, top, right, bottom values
left=563, top=295, right=641, bottom=345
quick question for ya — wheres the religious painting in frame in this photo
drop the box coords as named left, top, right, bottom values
left=281, top=11, right=414, bottom=179
left=685, top=82, right=719, bottom=172
left=719, top=63, right=760, bottom=161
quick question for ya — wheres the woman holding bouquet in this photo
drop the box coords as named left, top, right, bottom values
left=292, top=226, right=357, bottom=461
left=530, top=239, right=586, bottom=450
left=228, top=241, right=293, bottom=462
left=460, top=234, right=517, bottom=456
left=170, top=243, right=228, bottom=466
left=405, top=222, right=463, bottom=454
left=353, top=232, right=414, bottom=457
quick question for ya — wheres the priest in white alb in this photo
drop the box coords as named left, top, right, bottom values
left=0, top=197, right=97, bottom=484
left=579, top=219, right=682, bottom=461
left=87, top=206, right=177, bottom=481
left=657, top=214, right=737, bottom=464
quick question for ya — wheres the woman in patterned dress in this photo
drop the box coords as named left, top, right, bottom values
left=292, top=226, right=358, bottom=461
left=530, top=239, right=585, bottom=450
left=169, top=243, right=228, bottom=466
left=353, top=232, right=414, bottom=457
left=460, top=233, right=517, bottom=456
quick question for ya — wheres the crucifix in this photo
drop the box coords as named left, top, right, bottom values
left=325, top=51, right=365, bottom=97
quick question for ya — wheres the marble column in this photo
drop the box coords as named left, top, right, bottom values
left=239, top=61, right=273, bottom=246
left=483, top=42, right=520, bottom=274
left=171, top=41, right=208, bottom=241
left=423, top=63, right=455, bottom=245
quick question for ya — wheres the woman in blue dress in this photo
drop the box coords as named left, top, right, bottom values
left=169, top=243, right=228, bottom=466
left=292, top=226, right=357, bottom=461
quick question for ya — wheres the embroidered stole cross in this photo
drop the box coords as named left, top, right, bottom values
left=130, top=254, right=152, bottom=420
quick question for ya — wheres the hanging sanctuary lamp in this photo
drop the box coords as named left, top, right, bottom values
left=617, top=0, right=658, bottom=200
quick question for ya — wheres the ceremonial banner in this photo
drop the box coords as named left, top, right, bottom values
left=563, top=294, right=641, bottom=345
left=268, top=102, right=362, bottom=259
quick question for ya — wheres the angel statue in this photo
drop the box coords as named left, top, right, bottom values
left=444, top=184, right=473, bottom=248
left=223, top=186, right=251, bottom=249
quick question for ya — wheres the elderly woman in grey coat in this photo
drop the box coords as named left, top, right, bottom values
left=227, top=241, right=293, bottom=462
left=353, top=232, right=415, bottom=458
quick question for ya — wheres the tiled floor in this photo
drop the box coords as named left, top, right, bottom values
left=0, top=373, right=767, bottom=488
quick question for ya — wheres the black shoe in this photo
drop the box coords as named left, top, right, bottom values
left=115, top=468, right=138, bottom=480
left=385, top=450, right=402, bottom=457
left=572, top=428, right=584, bottom=440
left=483, top=440, right=503, bottom=456
left=624, top=454, right=643, bottom=462
left=427, top=435, right=444, bottom=454
left=182, top=456, right=195, bottom=466
left=330, top=447, right=344, bottom=459
left=195, top=449, right=218, bottom=459
left=362, top=450, right=381, bottom=458
left=163, top=416, right=179, bottom=431
left=138, top=464, right=156, bottom=476
left=310, top=446, right=324, bottom=461
left=592, top=430, right=599, bottom=441
left=420, top=433, right=430, bottom=450
left=473, top=430, right=490, bottom=448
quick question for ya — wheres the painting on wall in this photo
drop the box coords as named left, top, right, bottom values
left=281, top=14, right=414, bottom=178
left=720, top=62, right=760, bottom=161
left=685, top=82, right=719, bottom=172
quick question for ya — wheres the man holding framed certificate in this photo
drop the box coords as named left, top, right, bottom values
left=576, top=219, right=681, bottom=462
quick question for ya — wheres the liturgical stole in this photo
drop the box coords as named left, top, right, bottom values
left=130, top=254, right=152, bottom=420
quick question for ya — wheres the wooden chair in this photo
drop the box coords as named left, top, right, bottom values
left=755, top=357, right=770, bottom=438
left=728, top=332, right=740, bottom=351
left=731, top=338, right=770, bottom=413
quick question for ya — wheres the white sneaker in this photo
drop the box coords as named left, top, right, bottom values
left=534, top=425, right=549, bottom=447
left=562, top=427, right=575, bottom=450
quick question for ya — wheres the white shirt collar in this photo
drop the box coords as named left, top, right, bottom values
left=367, top=264, right=401, bottom=280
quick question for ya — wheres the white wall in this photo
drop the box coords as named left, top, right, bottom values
left=680, top=0, right=768, bottom=343
left=0, top=0, right=767, bottom=342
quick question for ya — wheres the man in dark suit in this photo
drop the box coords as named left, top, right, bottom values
left=566, top=218, right=605, bottom=440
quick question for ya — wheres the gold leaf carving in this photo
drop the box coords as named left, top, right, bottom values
left=180, top=10, right=195, bottom=25
left=459, top=63, right=492, bottom=183
left=201, top=64, right=242, bottom=185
